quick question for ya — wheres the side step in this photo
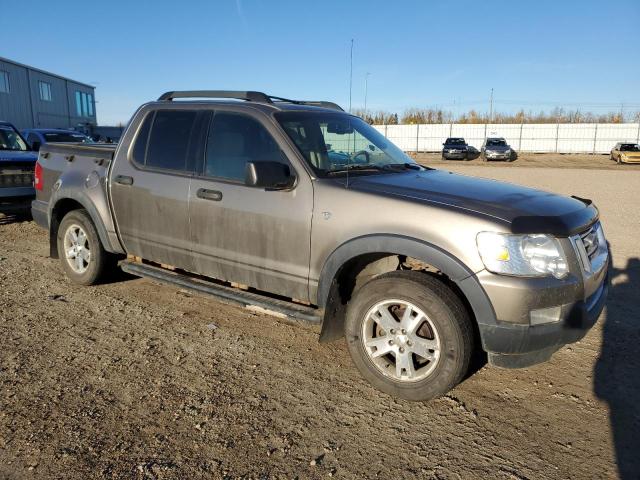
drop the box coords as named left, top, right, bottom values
left=120, top=260, right=322, bottom=324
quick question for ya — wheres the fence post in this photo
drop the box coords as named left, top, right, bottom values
left=518, top=123, right=523, bottom=151
left=636, top=121, right=640, bottom=143
left=555, top=121, right=560, bottom=153
left=484, top=123, right=487, bottom=141
left=416, top=124, right=420, bottom=153
left=384, top=124, right=388, bottom=138
left=449, top=122, right=453, bottom=137
left=593, top=123, right=598, bottom=155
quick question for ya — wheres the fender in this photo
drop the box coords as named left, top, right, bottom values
left=315, top=234, right=498, bottom=342
left=49, top=187, right=124, bottom=257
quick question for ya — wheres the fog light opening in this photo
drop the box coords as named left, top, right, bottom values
left=530, top=306, right=563, bottom=325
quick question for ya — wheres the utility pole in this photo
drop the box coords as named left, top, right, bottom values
left=620, top=102, right=624, bottom=122
left=349, top=39, right=354, bottom=113
left=489, top=88, right=494, bottom=123
left=364, top=72, right=371, bottom=117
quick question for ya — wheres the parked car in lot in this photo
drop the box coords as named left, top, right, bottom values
left=481, top=137, right=515, bottom=161
left=21, top=128, right=92, bottom=151
left=0, top=121, right=37, bottom=211
left=610, top=142, right=640, bottom=164
left=32, top=90, right=609, bottom=401
left=441, top=137, right=469, bottom=160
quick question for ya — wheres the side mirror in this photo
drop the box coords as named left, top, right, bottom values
left=245, top=161, right=295, bottom=190
left=31, top=141, right=41, bottom=151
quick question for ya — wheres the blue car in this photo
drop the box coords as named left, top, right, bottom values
left=21, top=128, right=92, bottom=151
left=0, top=121, right=37, bottom=210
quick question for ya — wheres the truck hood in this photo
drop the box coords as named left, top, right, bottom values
left=349, top=169, right=598, bottom=236
left=0, top=150, right=37, bottom=164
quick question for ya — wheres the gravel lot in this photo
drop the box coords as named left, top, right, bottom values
left=1, top=164, right=639, bottom=479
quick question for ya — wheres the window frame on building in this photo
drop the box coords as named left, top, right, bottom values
left=38, top=81, right=52, bottom=101
left=75, top=90, right=95, bottom=118
left=0, top=71, right=10, bottom=93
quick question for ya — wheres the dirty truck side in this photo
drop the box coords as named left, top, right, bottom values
left=31, top=91, right=609, bottom=401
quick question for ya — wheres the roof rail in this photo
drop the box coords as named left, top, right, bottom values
left=157, top=91, right=344, bottom=111
left=269, top=96, right=344, bottom=111
left=158, top=90, right=272, bottom=103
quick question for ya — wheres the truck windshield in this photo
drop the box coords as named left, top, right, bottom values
left=486, top=139, right=507, bottom=147
left=0, top=126, right=28, bottom=151
left=276, top=112, right=420, bottom=177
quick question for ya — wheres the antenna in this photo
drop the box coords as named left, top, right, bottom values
left=349, top=39, right=354, bottom=113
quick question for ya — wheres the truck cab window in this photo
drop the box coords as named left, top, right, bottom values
left=145, top=110, right=197, bottom=171
left=204, top=113, right=281, bottom=181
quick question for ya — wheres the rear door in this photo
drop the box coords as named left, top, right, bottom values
left=110, top=107, right=207, bottom=270
left=188, top=109, right=313, bottom=301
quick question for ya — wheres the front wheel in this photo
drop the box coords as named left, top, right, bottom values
left=57, top=209, right=111, bottom=285
left=344, top=271, right=474, bottom=401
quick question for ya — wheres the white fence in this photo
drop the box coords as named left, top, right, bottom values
left=372, top=123, right=640, bottom=154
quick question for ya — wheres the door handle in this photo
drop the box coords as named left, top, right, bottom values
left=196, top=188, right=223, bottom=201
left=114, top=175, right=134, bottom=186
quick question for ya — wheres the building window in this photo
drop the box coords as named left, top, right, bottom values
left=39, top=81, right=52, bottom=101
left=75, top=90, right=95, bottom=118
left=0, top=71, right=9, bottom=93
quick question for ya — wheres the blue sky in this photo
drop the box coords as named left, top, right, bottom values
left=2, top=0, right=639, bottom=124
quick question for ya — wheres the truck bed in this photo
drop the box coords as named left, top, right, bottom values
left=32, top=142, right=122, bottom=256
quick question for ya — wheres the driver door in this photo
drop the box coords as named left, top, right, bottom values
left=188, top=109, right=313, bottom=301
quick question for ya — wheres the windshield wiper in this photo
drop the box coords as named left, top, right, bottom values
left=326, top=164, right=387, bottom=175
left=381, top=163, right=424, bottom=171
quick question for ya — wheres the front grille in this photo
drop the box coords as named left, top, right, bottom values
left=580, top=226, right=599, bottom=262
left=0, top=165, right=34, bottom=188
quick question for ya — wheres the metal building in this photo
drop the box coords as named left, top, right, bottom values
left=0, top=56, right=96, bottom=130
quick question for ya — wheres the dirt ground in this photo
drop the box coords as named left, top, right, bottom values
left=414, top=151, right=639, bottom=170
left=1, top=165, right=639, bottom=479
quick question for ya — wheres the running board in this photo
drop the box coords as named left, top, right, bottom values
left=120, top=260, right=322, bottom=324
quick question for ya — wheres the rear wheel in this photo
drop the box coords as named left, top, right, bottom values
left=344, top=271, right=474, bottom=401
left=57, top=209, right=111, bottom=285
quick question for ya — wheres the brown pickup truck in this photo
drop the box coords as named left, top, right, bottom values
left=31, top=91, right=609, bottom=401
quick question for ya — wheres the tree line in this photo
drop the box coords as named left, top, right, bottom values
left=352, top=107, right=640, bottom=125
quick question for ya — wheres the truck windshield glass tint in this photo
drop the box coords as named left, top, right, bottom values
left=276, top=112, right=414, bottom=177
left=204, top=113, right=281, bottom=181
left=0, top=127, right=28, bottom=151
left=146, top=110, right=197, bottom=171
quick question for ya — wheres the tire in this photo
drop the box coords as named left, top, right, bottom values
left=344, top=271, right=474, bottom=401
left=481, top=153, right=488, bottom=162
left=617, top=155, right=622, bottom=165
left=56, top=209, right=111, bottom=285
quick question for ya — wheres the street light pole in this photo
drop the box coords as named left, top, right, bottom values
left=349, top=39, right=354, bottom=113
left=364, top=72, right=371, bottom=117
left=489, top=87, right=494, bottom=123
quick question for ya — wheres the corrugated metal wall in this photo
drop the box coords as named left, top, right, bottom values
left=0, top=58, right=96, bottom=130
left=373, top=123, right=640, bottom=154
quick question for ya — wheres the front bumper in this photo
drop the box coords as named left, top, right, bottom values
left=620, top=157, right=640, bottom=164
left=476, top=239, right=609, bottom=368
left=485, top=152, right=511, bottom=160
left=0, top=185, right=35, bottom=199
left=443, top=151, right=467, bottom=159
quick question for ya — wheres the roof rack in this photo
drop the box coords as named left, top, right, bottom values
left=157, top=90, right=344, bottom=111
left=158, top=90, right=272, bottom=103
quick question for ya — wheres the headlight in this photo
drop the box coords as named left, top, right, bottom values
left=504, top=149, right=511, bottom=155
left=476, top=232, right=569, bottom=279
